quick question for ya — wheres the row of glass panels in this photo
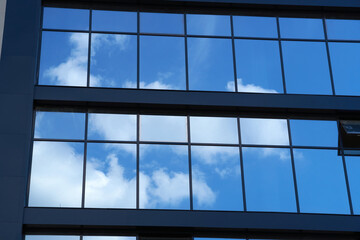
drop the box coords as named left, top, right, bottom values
left=38, top=8, right=360, bottom=95
left=25, top=237, right=295, bottom=240
left=29, top=111, right=360, bottom=214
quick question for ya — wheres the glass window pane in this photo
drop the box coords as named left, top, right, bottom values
left=187, top=14, right=231, bottom=36
left=88, top=113, right=137, bottom=141
left=233, top=16, right=278, bottom=38
left=140, top=12, right=184, bottom=34
left=140, top=36, right=186, bottom=90
left=139, top=144, right=189, bottom=209
left=84, top=237, right=136, bottom=240
left=43, top=7, right=89, bottom=30
left=190, top=117, right=238, bottom=144
left=85, top=143, right=136, bottom=208
left=35, top=111, right=85, bottom=140
left=188, top=38, right=234, bottom=91
left=243, top=147, right=296, bottom=212
left=235, top=39, right=283, bottom=93
left=140, top=115, right=187, bottom=142
left=345, top=156, right=360, bottom=214
left=90, top=34, right=137, bottom=88
left=279, top=18, right=324, bottom=39
left=329, top=42, right=360, bottom=96
left=327, top=19, right=360, bottom=40
left=282, top=41, right=332, bottom=95
left=39, top=31, right=88, bottom=86
left=290, top=120, right=338, bottom=147
left=26, top=236, right=80, bottom=240
left=92, top=10, right=137, bottom=32
left=294, top=149, right=350, bottom=214
left=192, top=146, right=243, bottom=211
left=29, top=141, right=84, bottom=207
left=240, top=118, right=289, bottom=146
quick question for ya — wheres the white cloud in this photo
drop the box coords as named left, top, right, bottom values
left=123, top=72, right=175, bottom=90
left=192, top=168, right=217, bottom=207
left=226, top=78, right=278, bottom=93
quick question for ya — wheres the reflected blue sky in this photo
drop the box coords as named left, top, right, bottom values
left=279, top=18, right=324, bottom=39
left=187, top=14, right=231, bottom=36
left=233, top=16, right=277, bottom=38
left=26, top=236, right=80, bottom=240
left=327, top=19, right=360, bottom=40
left=140, top=12, right=184, bottom=34
left=345, top=156, right=360, bottom=214
left=92, top=10, right=137, bottom=32
left=43, top=7, right=89, bottom=30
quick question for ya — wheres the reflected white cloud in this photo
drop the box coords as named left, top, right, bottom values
left=192, top=167, right=217, bottom=207
left=226, top=78, right=278, bottom=93
left=123, top=72, right=175, bottom=90
left=243, top=147, right=290, bottom=161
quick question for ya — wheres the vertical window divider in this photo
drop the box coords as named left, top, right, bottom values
left=286, top=119, right=301, bottom=213
left=237, top=117, right=247, bottom=211
left=86, top=9, right=92, bottom=88
left=323, top=17, right=336, bottom=96
left=136, top=114, right=140, bottom=209
left=276, top=17, right=287, bottom=94
left=337, top=120, right=354, bottom=215
left=26, top=110, right=38, bottom=207
left=187, top=115, right=194, bottom=210
left=35, top=7, right=44, bottom=85
left=81, top=111, right=89, bottom=208
left=230, top=15, right=238, bottom=92
left=184, top=13, right=190, bottom=91
left=137, top=11, right=140, bottom=89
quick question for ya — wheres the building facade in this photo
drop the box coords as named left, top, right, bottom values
left=2, top=0, right=360, bottom=239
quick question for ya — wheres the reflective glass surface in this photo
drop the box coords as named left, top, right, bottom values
left=139, top=144, right=190, bottom=209
left=88, top=113, right=137, bottom=141
left=192, top=146, right=243, bottom=211
left=26, top=236, right=80, bottom=240
left=140, top=12, right=184, bottom=34
left=243, top=147, right=296, bottom=212
left=92, top=10, right=137, bottom=32
left=43, top=7, right=89, bottom=30
left=39, top=31, right=89, bottom=86
left=29, top=141, right=84, bottom=207
left=190, top=117, right=238, bottom=144
left=35, top=111, right=85, bottom=139
left=90, top=34, right=137, bottom=88
left=188, top=38, right=234, bottom=91
left=140, top=36, right=186, bottom=90
left=140, top=115, right=187, bottom=142
left=187, top=14, right=231, bottom=36
left=282, top=41, right=332, bottom=95
left=290, top=120, right=338, bottom=147
left=240, top=118, right=289, bottom=146
left=294, top=149, right=350, bottom=214
left=279, top=18, right=324, bottom=39
left=85, top=143, right=136, bottom=208
left=235, top=39, right=283, bottom=93
left=84, top=237, right=136, bottom=240
left=329, top=42, right=360, bottom=96
left=233, top=16, right=278, bottom=38
left=326, top=19, right=360, bottom=40
left=345, top=156, right=360, bottom=214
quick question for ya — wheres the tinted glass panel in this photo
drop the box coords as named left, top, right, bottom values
left=92, top=10, right=137, bottom=32
left=329, top=42, right=360, bottom=96
left=90, top=34, right=137, bottom=88
left=35, top=111, right=85, bottom=139
left=235, top=39, right=283, bottom=93
left=188, top=38, right=234, bottom=91
left=243, top=147, right=296, bottom=212
left=233, top=16, right=277, bottom=38
left=282, top=41, right=332, bottom=95
left=26, top=236, right=80, bottom=240
left=140, top=36, right=186, bottom=90
left=279, top=18, right=324, bottom=39
left=327, top=19, right=360, bottom=40
left=140, top=12, right=184, bottom=34
left=240, top=118, right=289, bottom=146
left=187, top=14, right=231, bottom=36
left=345, top=156, right=360, bottom=214
left=88, top=113, right=136, bottom=141
left=290, top=120, right=338, bottom=147
left=85, top=143, right=136, bottom=208
left=43, top=7, right=89, bottom=30
left=29, top=141, right=84, bottom=207
left=190, top=117, right=238, bottom=144
left=294, top=149, right=350, bottom=214
left=39, top=31, right=88, bottom=86
left=192, top=146, right=243, bottom=211
left=139, top=144, right=189, bottom=209
left=84, top=237, right=136, bottom=240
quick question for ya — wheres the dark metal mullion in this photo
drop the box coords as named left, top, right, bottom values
left=36, top=7, right=44, bottom=85
left=86, top=10, right=92, bottom=88
left=276, top=17, right=288, bottom=94
left=323, top=17, right=336, bottom=96
left=286, top=119, right=301, bottom=213
left=237, top=118, right=247, bottom=211
left=136, top=114, right=140, bottom=209
left=337, top=121, right=354, bottom=215
left=81, top=111, right=89, bottom=208
left=187, top=115, right=194, bottom=210
left=137, top=11, right=140, bottom=89
left=184, top=14, right=190, bottom=91
left=230, top=16, right=238, bottom=92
